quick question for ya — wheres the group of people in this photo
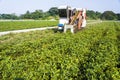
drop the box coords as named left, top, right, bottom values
left=69, top=8, right=86, bottom=30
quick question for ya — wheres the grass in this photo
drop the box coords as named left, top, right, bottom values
left=0, top=20, right=102, bottom=32
left=0, top=20, right=58, bottom=32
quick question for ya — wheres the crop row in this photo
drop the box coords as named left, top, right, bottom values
left=0, top=22, right=120, bottom=79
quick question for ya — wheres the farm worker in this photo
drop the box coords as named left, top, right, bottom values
left=81, top=9, right=86, bottom=28
left=69, top=8, right=76, bottom=24
left=77, top=9, right=83, bottom=29
left=69, top=13, right=75, bottom=24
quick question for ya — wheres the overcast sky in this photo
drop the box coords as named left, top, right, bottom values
left=0, top=0, right=120, bottom=15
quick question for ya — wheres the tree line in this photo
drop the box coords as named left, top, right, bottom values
left=87, top=10, right=120, bottom=20
left=0, top=7, right=120, bottom=20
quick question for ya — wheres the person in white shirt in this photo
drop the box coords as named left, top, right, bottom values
left=81, top=9, right=87, bottom=28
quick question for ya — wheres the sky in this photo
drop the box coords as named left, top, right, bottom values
left=0, top=0, right=120, bottom=15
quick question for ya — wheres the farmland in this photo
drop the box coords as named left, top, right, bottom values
left=0, top=20, right=58, bottom=32
left=0, top=20, right=101, bottom=32
left=0, top=22, right=120, bottom=79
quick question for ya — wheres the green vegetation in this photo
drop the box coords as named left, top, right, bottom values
left=0, top=20, right=58, bottom=32
left=0, top=22, right=120, bottom=80
left=86, top=10, right=120, bottom=20
left=100, top=11, right=117, bottom=20
left=0, top=7, right=120, bottom=20
left=0, top=7, right=59, bottom=20
left=86, top=10, right=102, bottom=20
left=0, top=20, right=99, bottom=32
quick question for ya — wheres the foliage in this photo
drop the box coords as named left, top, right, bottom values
left=21, top=10, right=44, bottom=20
left=0, top=14, right=19, bottom=20
left=100, top=11, right=117, bottom=20
left=86, top=10, right=102, bottom=20
left=48, top=7, right=59, bottom=16
left=20, top=11, right=31, bottom=19
left=82, top=10, right=119, bottom=20
left=0, top=20, right=58, bottom=32
left=0, top=7, right=119, bottom=20
left=20, top=7, right=58, bottom=20
left=0, top=22, right=120, bottom=80
left=116, top=13, right=120, bottom=20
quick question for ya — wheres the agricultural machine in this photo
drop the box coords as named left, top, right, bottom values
left=58, top=5, right=86, bottom=33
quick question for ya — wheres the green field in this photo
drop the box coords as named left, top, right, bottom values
left=0, top=20, right=58, bottom=32
left=0, top=22, right=120, bottom=80
left=0, top=20, right=99, bottom=32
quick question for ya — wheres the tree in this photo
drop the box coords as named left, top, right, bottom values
left=0, top=14, right=18, bottom=19
left=48, top=7, right=58, bottom=16
left=31, top=10, right=43, bottom=19
left=0, top=14, right=2, bottom=19
left=116, top=13, right=120, bottom=20
left=100, top=11, right=117, bottom=20
left=86, top=10, right=98, bottom=20
left=1, top=14, right=11, bottom=19
left=96, top=11, right=102, bottom=19
left=21, top=11, right=31, bottom=19
left=10, top=13, right=19, bottom=19
left=42, top=12, right=50, bottom=19
left=20, top=10, right=44, bottom=19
